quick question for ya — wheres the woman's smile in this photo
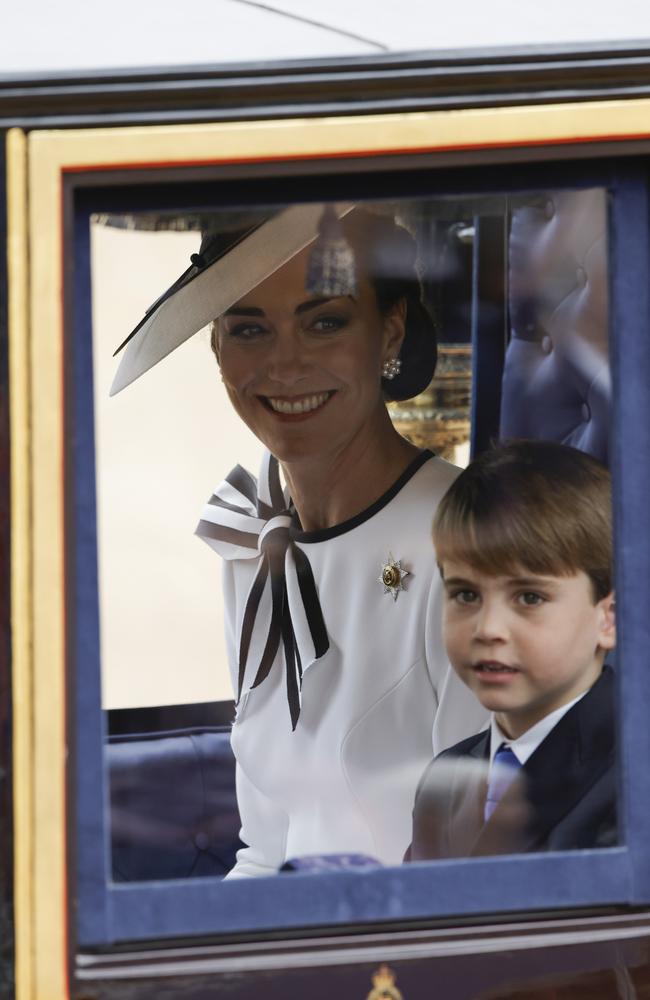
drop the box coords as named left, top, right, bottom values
left=261, top=390, right=335, bottom=418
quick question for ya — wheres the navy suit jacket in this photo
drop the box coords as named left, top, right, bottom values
left=407, top=666, right=617, bottom=861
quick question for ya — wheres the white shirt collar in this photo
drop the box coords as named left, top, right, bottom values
left=489, top=689, right=588, bottom=767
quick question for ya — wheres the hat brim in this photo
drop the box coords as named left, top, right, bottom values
left=110, top=202, right=354, bottom=396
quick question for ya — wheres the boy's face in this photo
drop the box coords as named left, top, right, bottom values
left=441, top=560, right=616, bottom=739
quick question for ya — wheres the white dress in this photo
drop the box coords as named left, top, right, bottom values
left=197, top=450, right=487, bottom=877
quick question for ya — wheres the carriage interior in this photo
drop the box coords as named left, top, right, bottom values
left=105, top=186, right=611, bottom=883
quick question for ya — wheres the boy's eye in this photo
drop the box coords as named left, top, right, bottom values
left=517, top=591, right=545, bottom=607
left=450, top=589, right=479, bottom=605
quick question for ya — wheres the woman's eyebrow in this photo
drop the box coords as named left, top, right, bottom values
left=223, top=305, right=265, bottom=317
left=223, top=295, right=353, bottom=318
left=294, top=296, right=337, bottom=315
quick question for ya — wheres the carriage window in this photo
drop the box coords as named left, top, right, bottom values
left=86, top=186, right=615, bottom=901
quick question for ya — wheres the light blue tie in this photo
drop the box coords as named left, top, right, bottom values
left=484, top=744, right=521, bottom=822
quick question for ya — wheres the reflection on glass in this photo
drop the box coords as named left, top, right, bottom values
left=92, top=188, right=613, bottom=884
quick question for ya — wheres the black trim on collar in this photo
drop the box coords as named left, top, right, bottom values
left=290, top=449, right=434, bottom=544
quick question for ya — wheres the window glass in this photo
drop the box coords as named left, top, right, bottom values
left=90, top=187, right=614, bottom=890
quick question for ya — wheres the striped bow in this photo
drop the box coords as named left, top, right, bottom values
left=196, top=451, right=329, bottom=730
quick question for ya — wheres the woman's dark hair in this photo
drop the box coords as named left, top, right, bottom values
left=340, top=208, right=438, bottom=401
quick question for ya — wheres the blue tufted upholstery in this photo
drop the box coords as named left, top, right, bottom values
left=500, top=188, right=610, bottom=463
left=108, top=726, right=242, bottom=881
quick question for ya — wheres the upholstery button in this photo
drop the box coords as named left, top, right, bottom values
left=541, top=335, right=553, bottom=355
left=576, top=266, right=587, bottom=288
left=581, top=402, right=591, bottom=422
left=544, top=199, right=556, bottom=220
left=194, top=831, right=209, bottom=850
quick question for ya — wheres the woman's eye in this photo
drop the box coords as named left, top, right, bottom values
left=310, top=314, right=346, bottom=333
left=227, top=322, right=267, bottom=339
left=518, top=591, right=545, bottom=607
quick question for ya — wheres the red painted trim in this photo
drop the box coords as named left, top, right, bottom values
left=58, top=129, right=650, bottom=177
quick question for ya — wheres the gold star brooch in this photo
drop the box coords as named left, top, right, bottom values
left=378, top=552, right=410, bottom=601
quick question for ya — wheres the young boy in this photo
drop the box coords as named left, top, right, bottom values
left=407, top=439, right=617, bottom=861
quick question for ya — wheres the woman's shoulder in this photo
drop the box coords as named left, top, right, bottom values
left=393, top=451, right=461, bottom=514
left=381, top=452, right=458, bottom=525
left=415, top=452, right=462, bottom=493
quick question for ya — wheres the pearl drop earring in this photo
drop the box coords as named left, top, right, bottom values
left=381, top=357, right=402, bottom=380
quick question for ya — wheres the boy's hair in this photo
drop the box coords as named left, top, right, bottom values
left=433, top=440, right=612, bottom=601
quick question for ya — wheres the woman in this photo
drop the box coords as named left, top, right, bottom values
left=190, top=207, right=487, bottom=876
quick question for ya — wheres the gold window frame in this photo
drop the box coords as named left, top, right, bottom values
left=7, top=97, right=650, bottom=999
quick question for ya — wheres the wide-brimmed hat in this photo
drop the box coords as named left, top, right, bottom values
left=110, top=203, right=437, bottom=400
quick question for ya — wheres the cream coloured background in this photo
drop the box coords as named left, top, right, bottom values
left=91, top=222, right=263, bottom=708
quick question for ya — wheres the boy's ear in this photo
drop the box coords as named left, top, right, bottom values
left=597, top=591, right=616, bottom=651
